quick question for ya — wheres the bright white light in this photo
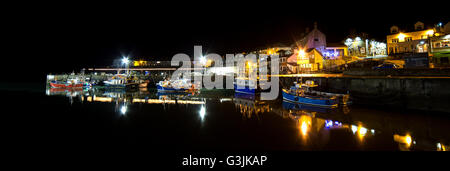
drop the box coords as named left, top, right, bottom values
left=122, top=57, right=129, bottom=64
left=405, top=136, right=412, bottom=144
left=120, top=105, right=127, bottom=115
left=355, top=37, right=361, bottom=41
left=359, top=127, right=367, bottom=135
left=219, top=98, right=232, bottom=103
left=345, top=38, right=353, bottom=46
left=199, top=106, right=206, bottom=120
left=325, top=120, right=333, bottom=128
left=351, top=125, right=358, bottom=134
left=200, top=56, right=207, bottom=65
left=371, top=129, right=375, bottom=134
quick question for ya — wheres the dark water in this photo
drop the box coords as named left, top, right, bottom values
left=4, top=86, right=450, bottom=154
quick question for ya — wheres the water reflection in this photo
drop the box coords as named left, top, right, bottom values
left=394, top=134, right=413, bottom=151
left=44, top=87, right=450, bottom=151
left=46, top=87, right=205, bottom=116
left=234, top=97, right=449, bottom=151
left=437, top=143, right=447, bottom=151
left=234, top=92, right=270, bottom=120
left=199, top=105, right=206, bottom=122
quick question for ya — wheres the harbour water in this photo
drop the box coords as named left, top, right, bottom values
left=4, top=85, right=448, bottom=153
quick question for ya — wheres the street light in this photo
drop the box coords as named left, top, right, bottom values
left=122, top=57, right=130, bottom=75
left=122, top=57, right=130, bottom=65
left=200, top=56, right=207, bottom=65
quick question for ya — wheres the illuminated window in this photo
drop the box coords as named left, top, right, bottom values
left=392, top=39, right=399, bottom=43
left=405, top=37, right=412, bottom=42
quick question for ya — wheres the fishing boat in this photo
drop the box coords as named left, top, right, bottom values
left=234, top=78, right=256, bottom=94
left=50, top=78, right=85, bottom=88
left=103, top=74, right=139, bottom=89
left=156, top=79, right=197, bottom=92
left=282, top=80, right=342, bottom=108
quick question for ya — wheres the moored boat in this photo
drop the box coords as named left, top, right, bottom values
left=156, top=79, right=197, bottom=92
left=50, top=80, right=84, bottom=88
left=282, top=88, right=338, bottom=108
left=282, top=80, right=343, bottom=108
left=103, top=74, right=139, bottom=89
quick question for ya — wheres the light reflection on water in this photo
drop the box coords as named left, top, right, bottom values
left=45, top=87, right=449, bottom=151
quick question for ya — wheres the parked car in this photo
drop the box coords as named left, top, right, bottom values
left=373, top=63, right=400, bottom=69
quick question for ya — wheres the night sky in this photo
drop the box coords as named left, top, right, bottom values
left=3, top=3, right=448, bottom=82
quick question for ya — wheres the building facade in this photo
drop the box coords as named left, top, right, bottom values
left=287, top=48, right=324, bottom=72
left=386, top=21, right=436, bottom=55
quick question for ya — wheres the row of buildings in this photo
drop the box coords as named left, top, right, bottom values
left=254, top=21, right=450, bottom=72
left=386, top=21, right=450, bottom=68
left=114, top=21, right=450, bottom=73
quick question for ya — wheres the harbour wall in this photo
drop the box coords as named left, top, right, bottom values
left=280, top=76, right=450, bottom=113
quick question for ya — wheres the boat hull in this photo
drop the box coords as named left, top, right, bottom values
left=156, top=84, right=188, bottom=92
left=282, top=89, right=338, bottom=108
left=234, top=84, right=256, bottom=94
left=50, top=81, right=83, bottom=88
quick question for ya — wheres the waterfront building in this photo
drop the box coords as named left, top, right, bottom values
left=430, top=24, right=450, bottom=67
left=250, top=44, right=293, bottom=74
left=324, top=43, right=351, bottom=70
left=386, top=21, right=437, bottom=55
left=387, top=21, right=450, bottom=67
left=287, top=48, right=324, bottom=72
left=324, top=43, right=348, bottom=60
left=344, top=35, right=386, bottom=57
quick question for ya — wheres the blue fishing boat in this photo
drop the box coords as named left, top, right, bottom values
left=234, top=84, right=256, bottom=94
left=282, top=80, right=340, bottom=108
left=282, top=89, right=338, bottom=108
left=234, top=78, right=256, bottom=94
